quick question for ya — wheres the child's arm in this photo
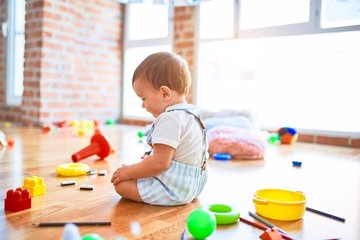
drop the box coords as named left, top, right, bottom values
left=111, top=143, right=174, bottom=185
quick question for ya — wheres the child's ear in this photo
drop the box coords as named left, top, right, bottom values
left=160, top=86, right=172, bottom=100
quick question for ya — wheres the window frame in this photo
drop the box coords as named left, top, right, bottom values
left=121, top=3, right=174, bottom=121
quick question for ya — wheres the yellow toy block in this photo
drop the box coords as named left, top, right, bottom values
left=22, top=176, right=46, bottom=197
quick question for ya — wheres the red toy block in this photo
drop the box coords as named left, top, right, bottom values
left=4, top=188, right=31, bottom=212
left=71, top=133, right=111, bottom=162
left=260, top=228, right=282, bottom=240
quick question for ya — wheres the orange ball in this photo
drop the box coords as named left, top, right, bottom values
left=277, top=127, right=298, bottom=144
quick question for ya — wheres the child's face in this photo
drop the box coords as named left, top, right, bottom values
left=133, top=78, right=167, bottom=118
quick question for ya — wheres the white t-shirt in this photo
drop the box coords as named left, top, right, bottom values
left=150, top=103, right=205, bottom=167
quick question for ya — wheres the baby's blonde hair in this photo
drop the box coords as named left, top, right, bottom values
left=132, top=51, right=191, bottom=95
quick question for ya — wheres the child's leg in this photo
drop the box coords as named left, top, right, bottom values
left=114, top=180, right=143, bottom=203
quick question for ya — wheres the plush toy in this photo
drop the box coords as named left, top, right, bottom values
left=207, top=125, right=267, bottom=160
left=199, top=108, right=267, bottom=160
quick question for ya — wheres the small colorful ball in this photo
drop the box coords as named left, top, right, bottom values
left=187, top=208, right=216, bottom=239
left=137, top=131, right=144, bottom=138
left=277, top=127, right=298, bottom=144
left=268, top=133, right=280, bottom=144
left=105, top=119, right=115, bottom=125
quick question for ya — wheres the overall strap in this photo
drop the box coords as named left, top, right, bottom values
left=166, top=108, right=209, bottom=173
left=146, top=107, right=209, bottom=173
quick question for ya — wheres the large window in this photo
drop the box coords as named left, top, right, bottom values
left=239, top=0, right=310, bottom=29
left=197, top=0, right=360, bottom=135
left=5, top=0, right=26, bottom=106
left=321, top=0, right=360, bottom=28
left=199, top=0, right=235, bottom=39
left=122, top=2, right=173, bottom=121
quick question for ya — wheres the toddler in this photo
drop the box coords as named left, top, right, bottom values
left=111, top=51, right=208, bottom=206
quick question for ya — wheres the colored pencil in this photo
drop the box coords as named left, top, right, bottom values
left=240, top=217, right=267, bottom=231
left=249, top=212, right=289, bottom=236
left=32, top=222, right=111, bottom=227
left=240, top=217, right=294, bottom=240
left=180, top=228, right=186, bottom=240
left=306, top=207, right=345, bottom=222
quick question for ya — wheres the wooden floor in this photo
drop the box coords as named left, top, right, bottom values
left=1, top=124, right=359, bottom=240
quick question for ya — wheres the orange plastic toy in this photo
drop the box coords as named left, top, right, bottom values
left=71, top=133, right=111, bottom=162
left=260, top=228, right=282, bottom=240
left=7, top=139, right=15, bottom=147
left=4, top=188, right=31, bottom=212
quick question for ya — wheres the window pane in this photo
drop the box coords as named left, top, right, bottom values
left=7, top=0, right=26, bottom=103
left=15, top=0, right=26, bottom=32
left=240, top=0, right=310, bottom=29
left=197, top=31, right=360, bottom=133
left=127, top=3, right=169, bottom=40
left=199, top=0, right=234, bottom=39
left=321, top=0, right=360, bottom=28
left=123, top=46, right=172, bottom=119
left=13, top=0, right=26, bottom=96
left=13, top=34, right=25, bottom=96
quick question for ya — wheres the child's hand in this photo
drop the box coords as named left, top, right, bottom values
left=111, top=164, right=128, bottom=185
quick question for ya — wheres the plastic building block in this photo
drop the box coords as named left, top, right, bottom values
left=22, top=176, right=46, bottom=197
left=4, top=188, right=31, bottom=212
left=260, top=228, right=282, bottom=240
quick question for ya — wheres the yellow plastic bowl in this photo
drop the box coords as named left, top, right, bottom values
left=253, top=189, right=307, bottom=221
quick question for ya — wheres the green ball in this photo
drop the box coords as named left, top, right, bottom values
left=268, top=133, right=280, bottom=144
left=187, top=208, right=216, bottom=239
left=137, top=131, right=144, bottom=138
left=82, top=233, right=104, bottom=240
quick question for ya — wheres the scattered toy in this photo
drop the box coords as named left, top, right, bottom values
left=71, top=133, right=111, bottom=162
left=186, top=208, right=216, bottom=239
left=4, top=188, right=31, bottom=212
left=80, top=184, right=94, bottom=191
left=60, top=180, right=76, bottom=186
left=292, top=161, right=302, bottom=167
left=23, top=176, right=46, bottom=197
